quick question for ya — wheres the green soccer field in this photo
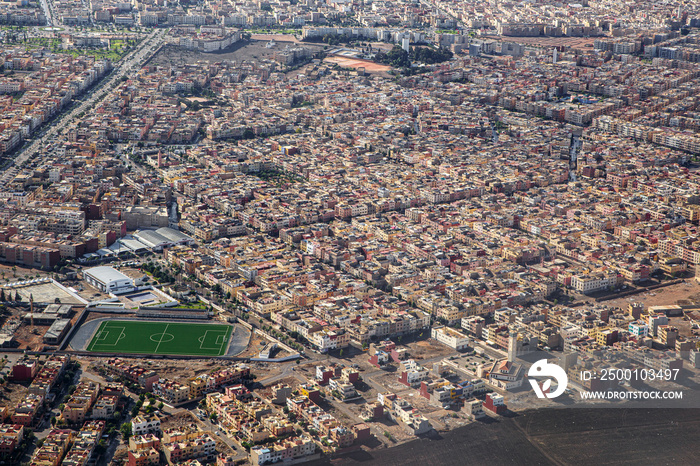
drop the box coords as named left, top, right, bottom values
left=86, top=320, right=233, bottom=356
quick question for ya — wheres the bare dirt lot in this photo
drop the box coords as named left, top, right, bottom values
left=313, top=408, right=700, bottom=466
left=150, top=40, right=324, bottom=68
left=0, top=264, right=49, bottom=283
left=161, top=410, right=198, bottom=430
left=323, top=56, right=391, bottom=73
left=602, top=279, right=700, bottom=310
left=13, top=323, right=51, bottom=351
left=259, top=375, right=301, bottom=395
left=409, top=340, right=454, bottom=360
left=237, top=332, right=268, bottom=359
left=374, top=372, right=413, bottom=394
left=87, top=358, right=250, bottom=383
left=337, top=338, right=454, bottom=371
left=0, top=380, right=30, bottom=410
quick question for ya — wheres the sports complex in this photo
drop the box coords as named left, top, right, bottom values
left=85, top=320, right=233, bottom=356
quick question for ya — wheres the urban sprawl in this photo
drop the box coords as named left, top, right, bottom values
left=1, top=0, right=700, bottom=465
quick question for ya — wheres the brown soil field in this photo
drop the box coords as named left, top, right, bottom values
left=324, top=55, right=391, bottom=73
left=312, top=408, right=700, bottom=465
left=603, top=279, right=700, bottom=310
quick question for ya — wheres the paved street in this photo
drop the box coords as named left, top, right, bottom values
left=38, top=0, right=54, bottom=26
left=0, top=27, right=167, bottom=187
left=197, top=412, right=248, bottom=461
left=258, top=363, right=301, bottom=386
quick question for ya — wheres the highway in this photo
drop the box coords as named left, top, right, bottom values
left=0, top=27, right=168, bottom=187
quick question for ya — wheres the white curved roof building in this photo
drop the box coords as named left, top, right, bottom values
left=84, top=266, right=134, bottom=294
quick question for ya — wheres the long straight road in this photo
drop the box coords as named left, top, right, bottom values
left=0, top=28, right=168, bottom=187
left=38, top=0, right=54, bottom=26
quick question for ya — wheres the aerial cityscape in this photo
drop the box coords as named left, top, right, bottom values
left=1, top=0, right=700, bottom=464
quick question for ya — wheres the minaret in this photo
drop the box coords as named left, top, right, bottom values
left=507, top=331, right=517, bottom=362
left=29, top=294, right=34, bottom=332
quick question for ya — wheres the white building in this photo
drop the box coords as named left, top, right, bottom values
left=431, top=326, right=470, bottom=350
left=329, top=378, right=358, bottom=400
left=83, top=266, right=135, bottom=293
left=399, top=359, right=429, bottom=386
left=571, top=272, right=620, bottom=294
left=131, top=414, right=161, bottom=436
left=559, top=325, right=583, bottom=340
left=488, top=359, right=524, bottom=390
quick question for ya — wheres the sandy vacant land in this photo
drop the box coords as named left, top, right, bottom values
left=324, top=55, right=391, bottom=73
left=603, top=279, right=700, bottom=310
